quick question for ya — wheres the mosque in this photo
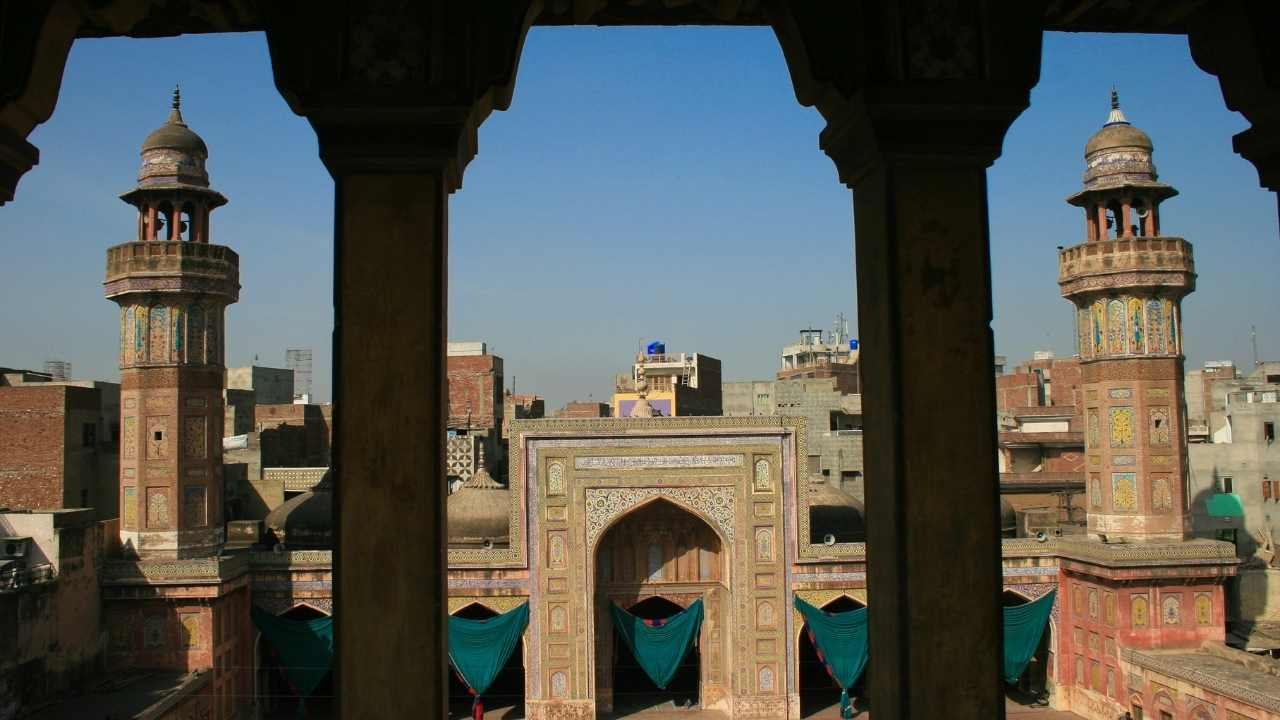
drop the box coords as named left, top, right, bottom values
left=35, top=88, right=1251, bottom=719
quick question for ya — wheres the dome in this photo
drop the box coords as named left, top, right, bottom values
left=446, top=447, right=510, bottom=547
left=141, top=87, right=208, bottom=156
left=132, top=86, right=215, bottom=191
left=1085, top=122, right=1152, bottom=157
left=1084, top=111, right=1152, bottom=157
left=264, top=485, right=333, bottom=550
left=808, top=479, right=865, bottom=544
left=1001, top=498, right=1017, bottom=534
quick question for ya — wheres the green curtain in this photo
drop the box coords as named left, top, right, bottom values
left=448, top=602, right=530, bottom=720
left=250, top=605, right=334, bottom=718
left=610, top=599, right=704, bottom=691
left=1002, top=590, right=1056, bottom=684
left=794, top=597, right=868, bottom=719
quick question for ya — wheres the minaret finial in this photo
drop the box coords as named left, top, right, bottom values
left=1105, top=87, right=1127, bottom=126
left=167, top=84, right=186, bottom=125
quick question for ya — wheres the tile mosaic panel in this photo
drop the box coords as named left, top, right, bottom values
left=1109, top=407, right=1135, bottom=448
left=122, top=486, right=138, bottom=529
left=1148, top=407, right=1171, bottom=447
left=146, top=487, right=169, bottom=529
left=1112, top=473, right=1137, bottom=512
left=182, top=416, right=206, bottom=459
left=183, top=485, right=207, bottom=527
left=1151, top=474, right=1173, bottom=512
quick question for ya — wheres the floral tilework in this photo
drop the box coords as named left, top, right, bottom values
left=1109, top=407, right=1135, bottom=448
left=1112, top=473, right=1137, bottom=512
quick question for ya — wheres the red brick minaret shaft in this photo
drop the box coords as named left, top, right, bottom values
left=106, top=88, right=239, bottom=558
left=1059, top=92, right=1195, bottom=542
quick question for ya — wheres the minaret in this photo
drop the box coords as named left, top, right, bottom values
left=1059, top=91, right=1195, bottom=542
left=106, top=88, right=239, bottom=558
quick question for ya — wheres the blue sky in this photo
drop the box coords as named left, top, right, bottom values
left=1, top=29, right=1275, bottom=408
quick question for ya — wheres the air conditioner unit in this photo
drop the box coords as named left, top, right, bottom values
left=0, top=537, right=32, bottom=560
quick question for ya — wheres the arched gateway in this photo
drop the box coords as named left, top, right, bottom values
left=594, top=498, right=728, bottom=714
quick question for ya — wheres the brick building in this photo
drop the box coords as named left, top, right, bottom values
left=446, top=341, right=505, bottom=486
left=0, top=370, right=120, bottom=520
left=995, top=352, right=1087, bottom=534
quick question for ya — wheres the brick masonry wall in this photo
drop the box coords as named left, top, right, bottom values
left=0, top=386, right=67, bottom=510
left=448, top=355, right=502, bottom=430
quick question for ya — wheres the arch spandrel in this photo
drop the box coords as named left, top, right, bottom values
left=585, top=486, right=735, bottom=553
left=448, top=596, right=529, bottom=616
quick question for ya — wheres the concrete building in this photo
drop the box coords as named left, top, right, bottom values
left=223, top=365, right=293, bottom=437
left=0, top=370, right=120, bottom=521
left=995, top=352, right=1087, bottom=535
left=777, top=323, right=861, bottom=394
left=613, top=348, right=722, bottom=418
left=1182, top=362, right=1280, bottom=629
left=725, top=327, right=864, bottom=502
left=0, top=509, right=106, bottom=718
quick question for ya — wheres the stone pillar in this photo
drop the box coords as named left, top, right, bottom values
left=263, top=4, right=536, bottom=715
left=768, top=3, right=1043, bottom=715
left=331, top=160, right=450, bottom=718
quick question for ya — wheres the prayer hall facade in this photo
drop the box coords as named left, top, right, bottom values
left=5, top=2, right=1280, bottom=720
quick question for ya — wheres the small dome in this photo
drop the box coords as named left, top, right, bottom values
left=141, top=87, right=208, bottom=157
left=1001, top=498, right=1017, bottom=533
left=447, top=447, right=510, bottom=546
left=809, top=479, right=865, bottom=544
left=1085, top=122, right=1152, bottom=157
left=264, top=485, right=333, bottom=550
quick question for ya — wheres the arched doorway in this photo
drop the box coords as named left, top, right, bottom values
left=594, top=498, right=726, bottom=717
left=258, top=604, right=333, bottom=719
left=798, top=595, right=866, bottom=718
left=447, top=603, right=526, bottom=719
left=1002, top=590, right=1052, bottom=707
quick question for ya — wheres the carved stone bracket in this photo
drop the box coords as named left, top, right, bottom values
left=1188, top=2, right=1280, bottom=195
left=262, top=1, right=541, bottom=187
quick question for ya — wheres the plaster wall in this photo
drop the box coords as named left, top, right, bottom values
left=1188, top=399, right=1280, bottom=560
left=0, top=517, right=104, bottom=720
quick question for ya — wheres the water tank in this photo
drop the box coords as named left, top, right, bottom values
left=849, top=339, right=859, bottom=350
left=646, top=341, right=665, bottom=355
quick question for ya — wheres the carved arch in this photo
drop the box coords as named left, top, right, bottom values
left=585, top=487, right=734, bottom=554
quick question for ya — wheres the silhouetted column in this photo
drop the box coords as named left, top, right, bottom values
left=263, top=4, right=536, bottom=716
left=330, top=159, right=450, bottom=717
left=769, top=3, right=1043, bottom=716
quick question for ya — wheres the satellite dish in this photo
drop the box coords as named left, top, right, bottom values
left=1035, top=531, right=1048, bottom=543
left=823, top=534, right=837, bottom=546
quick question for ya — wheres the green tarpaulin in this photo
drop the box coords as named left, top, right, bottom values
left=795, top=597, right=868, bottom=719
left=1002, top=590, right=1056, bottom=684
left=610, top=599, right=704, bottom=691
left=449, top=602, right=529, bottom=720
left=250, top=605, right=334, bottom=718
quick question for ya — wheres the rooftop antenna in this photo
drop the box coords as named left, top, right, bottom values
left=1253, top=325, right=1261, bottom=368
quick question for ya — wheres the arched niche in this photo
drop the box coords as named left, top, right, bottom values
left=797, top=594, right=866, bottom=718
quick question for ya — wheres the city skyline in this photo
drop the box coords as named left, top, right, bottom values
left=1, top=29, right=1276, bottom=409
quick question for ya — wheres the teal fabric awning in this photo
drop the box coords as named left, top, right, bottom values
left=250, top=605, right=334, bottom=717
left=1002, top=590, right=1056, bottom=684
left=610, top=599, right=704, bottom=690
left=1207, top=492, right=1246, bottom=518
left=449, top=602, right=530, bottom=720
left=795, top=597, right=868, bottom=719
